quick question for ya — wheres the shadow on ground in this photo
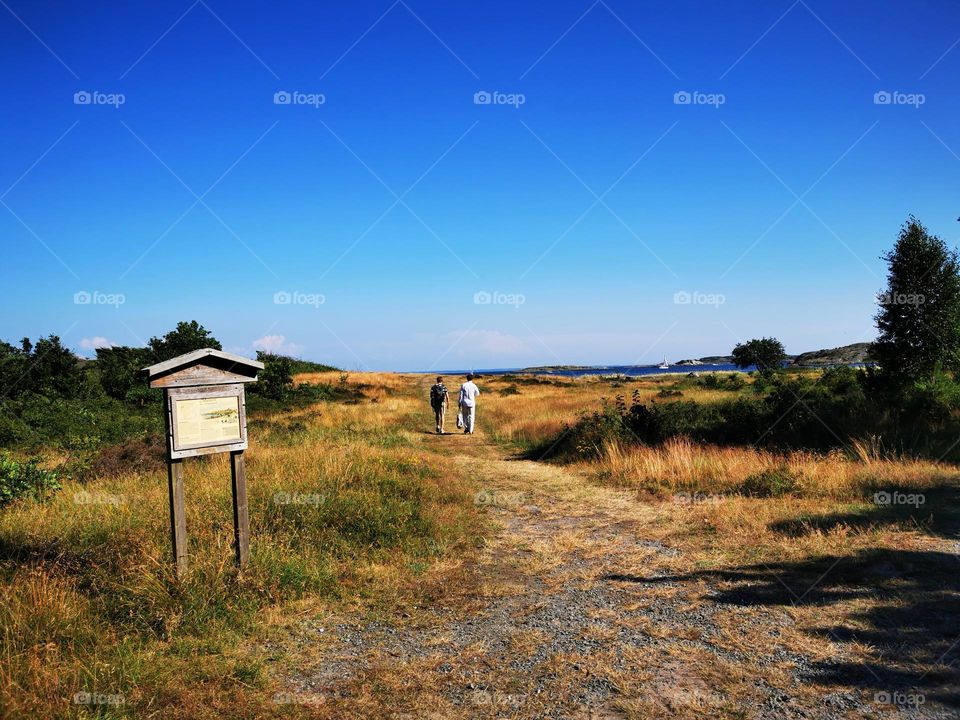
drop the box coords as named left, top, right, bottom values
left=770, top=484, right=960, bottom=540
left=605, top=547, right=960, bottom=708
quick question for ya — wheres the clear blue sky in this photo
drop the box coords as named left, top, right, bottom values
left=2, top=0, right=958, bottom=371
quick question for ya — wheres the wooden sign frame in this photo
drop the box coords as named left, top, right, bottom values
left=166, top=384, right=248, bottom=459
left=142, top=348, right=263, bottom=579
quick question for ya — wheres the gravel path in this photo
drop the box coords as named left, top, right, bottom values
left=267, top=436, right=957, bottom=719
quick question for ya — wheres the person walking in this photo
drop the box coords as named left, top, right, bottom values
left=458, top=373, right=481, bottom=434
left=429, top=376, right=449, bottom=434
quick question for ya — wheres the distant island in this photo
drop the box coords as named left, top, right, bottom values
left=521, top=342, right=873, bottom=373
left=788, top=342, right=873, bottom=367
left=520, top=365, right=599, bottom=372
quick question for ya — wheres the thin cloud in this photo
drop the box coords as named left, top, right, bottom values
left=252, top=334, right=303, bottom=356
left=78, top=336, right=114, bottom=352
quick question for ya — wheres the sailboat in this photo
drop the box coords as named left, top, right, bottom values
left=658, top=357, right=670, bottom=370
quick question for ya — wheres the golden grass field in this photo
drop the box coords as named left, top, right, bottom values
left=1, top=370, right=958, bottom=718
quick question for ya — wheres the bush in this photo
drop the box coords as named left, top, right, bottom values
left=647, top=400, right=723, bottom=440
left=740, top=467, right=797, bottom=498
left=543, top=364, right=960, bottom=463
left=253, top=352, right=294, bottom=400
left=699, top=373, right=745, bottom=391
left=88, top=436, right=166, bottom=478
left=0, top=453, right=61, bottom=506
left=0, top=336, right=82, bottom=400
left=725, top=373, right=747, bottom=390
left=287, top=358, right=338, bottom=374
left=535, top=397, right=632, bottom=460
left=95, top=346, right=153, bottom=401
left=0, top=392, right=162, bottom=454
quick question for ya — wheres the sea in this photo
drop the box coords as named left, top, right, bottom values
left=426, top=363, right=749, bottom=378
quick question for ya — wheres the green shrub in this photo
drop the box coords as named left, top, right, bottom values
left=252, top=352, right=294, bottom=400
left=740, top=467, right=797, bottom=498
left=702, top=373, right=748, bottom=392
left=0, top=453, right=61, bottom=506
left=531, top=397, right=630, bottom=460
left=700, top=374, right=722, bottom=389
left=539, top=366, right=946, bottom=461
left=0, top=411, right=29, bottom=447
left=725, top=373, right=747, bottom=390
left=0, top=336, right=82, bottom=400
left=1, top=394, right=162, bottom=453
left=650, top=400, right=724, bottom=440
left=288, top=358, right=338, bottom=374
left=95, top=346, right=153, bottom=401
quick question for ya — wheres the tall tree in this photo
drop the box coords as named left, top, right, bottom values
left=732, top=337, right=786, bottom=376
left=147, top=321, right=222, bottom=362
left=95, top=346, right=153, bottom=401
left=873, top=217, right=960, bottom=384
left=0, top=336, right=82, bottom=398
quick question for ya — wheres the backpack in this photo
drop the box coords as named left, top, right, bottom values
left=430, top=384, right=446, bottom=407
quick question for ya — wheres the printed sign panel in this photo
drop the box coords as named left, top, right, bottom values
left=173, top=396, right=242, bottom=448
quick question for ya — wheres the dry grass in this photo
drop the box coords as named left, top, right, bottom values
left=591, top=436, right=960, bottom=499
left=477, top=371, right=960, bottom=567
left=474, top=371, right=959, bottom=500
left=479, top=373, right=739, bottom=450
left=0, top=372, right=480, bottom=719
left=3, top=369, right=958, bottom=718
left=474, top=372, right=960, bottom=718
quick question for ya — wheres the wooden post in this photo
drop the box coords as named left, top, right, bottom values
left=230, top=451, right=250, bottom=569
left=167, top=459, right=187, bottom=578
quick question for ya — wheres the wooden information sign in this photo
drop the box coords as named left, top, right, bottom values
left=141, top=348, right=264, bottom=578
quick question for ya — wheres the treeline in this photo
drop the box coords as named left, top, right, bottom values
left=96, top=321, right=337, bottom=404
left=0, top=320, right=338, bottom=452
left=547, top=216, right=960, bottom=462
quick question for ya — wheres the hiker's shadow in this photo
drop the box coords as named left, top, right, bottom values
left=605, top=487, right=960, bottom=709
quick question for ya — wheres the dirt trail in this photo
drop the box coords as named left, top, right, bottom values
left=265, top=432, right=886, bottom=719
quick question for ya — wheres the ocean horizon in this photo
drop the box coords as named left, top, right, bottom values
left=420, top=363, right=749, bottom=378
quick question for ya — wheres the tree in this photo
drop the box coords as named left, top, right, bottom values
left=732, top=337, right=786, bottom=376
left=873, top=216, right=960, bottom=385
left=0, top=335, right=82, bottom=398
left=0, top=341, right=28, bottom=397
left=252, top=352, right=294, bottom=400
left=30, top=336, right=84, bottom=397
left=95, top=346, right=153, bottom=401
left=147, top=321, right=221, bottom=363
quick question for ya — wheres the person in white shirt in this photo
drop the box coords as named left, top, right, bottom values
left=458, top=374, right=481, bottom=434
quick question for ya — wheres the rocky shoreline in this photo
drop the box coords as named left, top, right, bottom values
left=522, top=342, right=874, bottom=372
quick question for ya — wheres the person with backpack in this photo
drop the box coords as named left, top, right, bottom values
left=458, top=373, right=481, bottom=434
left=429, top=376, right=449, bottom=434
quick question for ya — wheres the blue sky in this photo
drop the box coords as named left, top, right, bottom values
left=1, top=0, right=959, bottom=371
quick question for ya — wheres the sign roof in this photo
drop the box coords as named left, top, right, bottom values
left=141, top=348, right=264, bottom=380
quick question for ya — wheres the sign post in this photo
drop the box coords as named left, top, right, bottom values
left=230, top=450, right=250, bottom=567
left=142, top=348, right=263, bottom=578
